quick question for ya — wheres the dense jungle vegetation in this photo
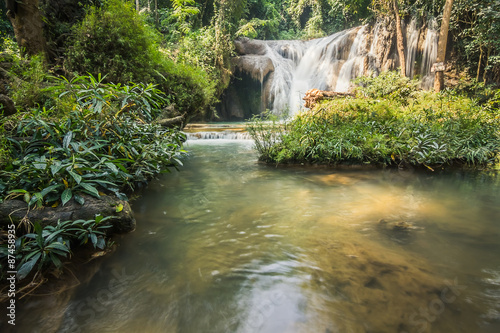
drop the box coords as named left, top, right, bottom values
left=0, top=0, right=499, bottom=283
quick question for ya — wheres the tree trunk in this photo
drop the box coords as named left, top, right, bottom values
left=434, top=0, right=454, bottom=92
left=393, top=0, right=406, bottom=77
left=483, top=47, right=491, bottom=84
left=136, top=0, right=140, bottom=12
left=154, top=0, right=158, bottom=27
left=476, top=45, right=483, bottom=82
left=5, top=0, right=47, bottom=57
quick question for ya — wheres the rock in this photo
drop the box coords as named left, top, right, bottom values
left=377, top=219, right=417, bottom=244
left=0, top=94, right=16, bottom=117
left=391, top=220, right=413, bottom=231
left=234, top=38, right=267, bottom=55
left=233, top=55, right=274, bottom=82
left=0, top=194, right=136, bottom=234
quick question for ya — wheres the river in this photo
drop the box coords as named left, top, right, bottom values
left=8, top=137, right=500, bottom=333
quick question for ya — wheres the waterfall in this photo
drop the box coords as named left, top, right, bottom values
left=420, top=19, right=439, bottom=89
left=405, top=19, right=420, bottom=78
left=230, top=18, right=440, bottom=118
left=336, top=26, right=368, bottom=92
left=261, top=27, right=366, bottom=115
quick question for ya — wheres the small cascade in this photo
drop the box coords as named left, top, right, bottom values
left=186, top=132, right=252, bottom=140
left=405, top=19, right=420, bottom=78
left=420, top=19, right=439, bottom=89
left=336, top=26, right=368, bottom=92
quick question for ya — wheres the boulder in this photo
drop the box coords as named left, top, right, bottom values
left=0, top=94, right=16, bottom=117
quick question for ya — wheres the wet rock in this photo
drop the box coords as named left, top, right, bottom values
left=0, top=194, right=136, bottom=234
left=234, top=37, right=267, bottom=55
left=377, top=219, right=417, bottom=244
left=233, top=55, right=274, bottom=82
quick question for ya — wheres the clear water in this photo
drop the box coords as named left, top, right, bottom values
left=8, top=140, right=500, bottom=333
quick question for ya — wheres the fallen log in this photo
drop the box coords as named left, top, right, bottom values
left=156, top=114, right=185, bottom=128
left=0, top=194, right=136, bottom=234
left=303, top=88, right=355, bottom=109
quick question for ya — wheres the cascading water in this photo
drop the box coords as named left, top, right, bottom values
left=262, top=27, right=364, bottom=115
left=231, top=18, right=440, bottom=118
left=405, top=19, right=420, bottom=78
left=421, top=19, right=439, bottom=89
left=335, top=26, right=368, bottom=92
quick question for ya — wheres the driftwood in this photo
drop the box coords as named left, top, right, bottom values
left=303, top=88, right=355, bottom=109
left=0, top=194, right=136, bottom=234
left=156, top=114, right=185, bottom=128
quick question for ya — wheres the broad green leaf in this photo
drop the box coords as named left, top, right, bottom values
left=90, top=233, right=97, bottom=247
left=105, top=162, right=119, bottom=174
left=24, top=192, right=30, bottom=204
left=63, top=131, right=73, bottom=149
left=73, top=194, right=85, bottom=205
left=115, top=203, right=124, bottom=212
left=50, top=162, right=63, bottom=176
left=17, top=252, right=41, bottom=280
left=46, top=242, right=70, bottom=253
left=96, top=237, right=106, bottom=250
left=29, top=193, right=43, bottom=207
left=33, top=162, right=46, bottom=170
left=80, top=182, right=100, bottom=198
left=40, top=184, right=61, bottom=197
left=95, top=214, right=104, bottom=224
left=68, top=170, right=82, bottom=184
left=61, top=188, right=73, bottom=206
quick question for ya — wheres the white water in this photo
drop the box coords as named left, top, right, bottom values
left=264, top=28, right=362, bottom=115
left=420, top=19, right=439, bottom=89
left=405, top=19, right=420, bottom=78
left=186, top=132, right=252, bottom=140
left=253, top=19, right=439, bottom=116
left=335, top=26, right=368, bottom=92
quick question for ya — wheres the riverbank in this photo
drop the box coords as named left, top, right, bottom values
left=0, top=73, right=187, bottom=288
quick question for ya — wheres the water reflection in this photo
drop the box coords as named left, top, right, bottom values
left=10, top=140, right=500, bottom=333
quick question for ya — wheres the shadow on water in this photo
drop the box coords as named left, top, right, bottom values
left=5, top=139, right=500, bottom=333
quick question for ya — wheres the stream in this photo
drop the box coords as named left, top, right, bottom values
left=7, top=136, right=500, bottom=333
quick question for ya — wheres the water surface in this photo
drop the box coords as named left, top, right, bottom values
left=11, top=139, right=500, bottom=332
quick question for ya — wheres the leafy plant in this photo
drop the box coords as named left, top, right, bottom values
left=249, top=87, right=500, bottom=168
left=0, top=74, right=186, bottom=206
left=3, top=215, right=113, bottom=281
left=15, top=221, right=71, bottom=280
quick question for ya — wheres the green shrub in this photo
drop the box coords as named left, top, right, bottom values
left=249, top=91, right=500, bottom=168
left=0, top=74, right=186, bottom=207
left=65, top=0, right=216, bottom=118
left=8, top=54, right=52, bottom=110
left=354, top=70, right=419, bottom=102
left=66, top=0, right=159, bottom=84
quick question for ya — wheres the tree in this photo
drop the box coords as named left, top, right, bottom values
left=4, top=0, right=47, bottom=57
left=451, top=0, right=500, bottom=84
left=393, top=0, right=406, bottom=77
left=434, top=0, right=454, bottom=92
